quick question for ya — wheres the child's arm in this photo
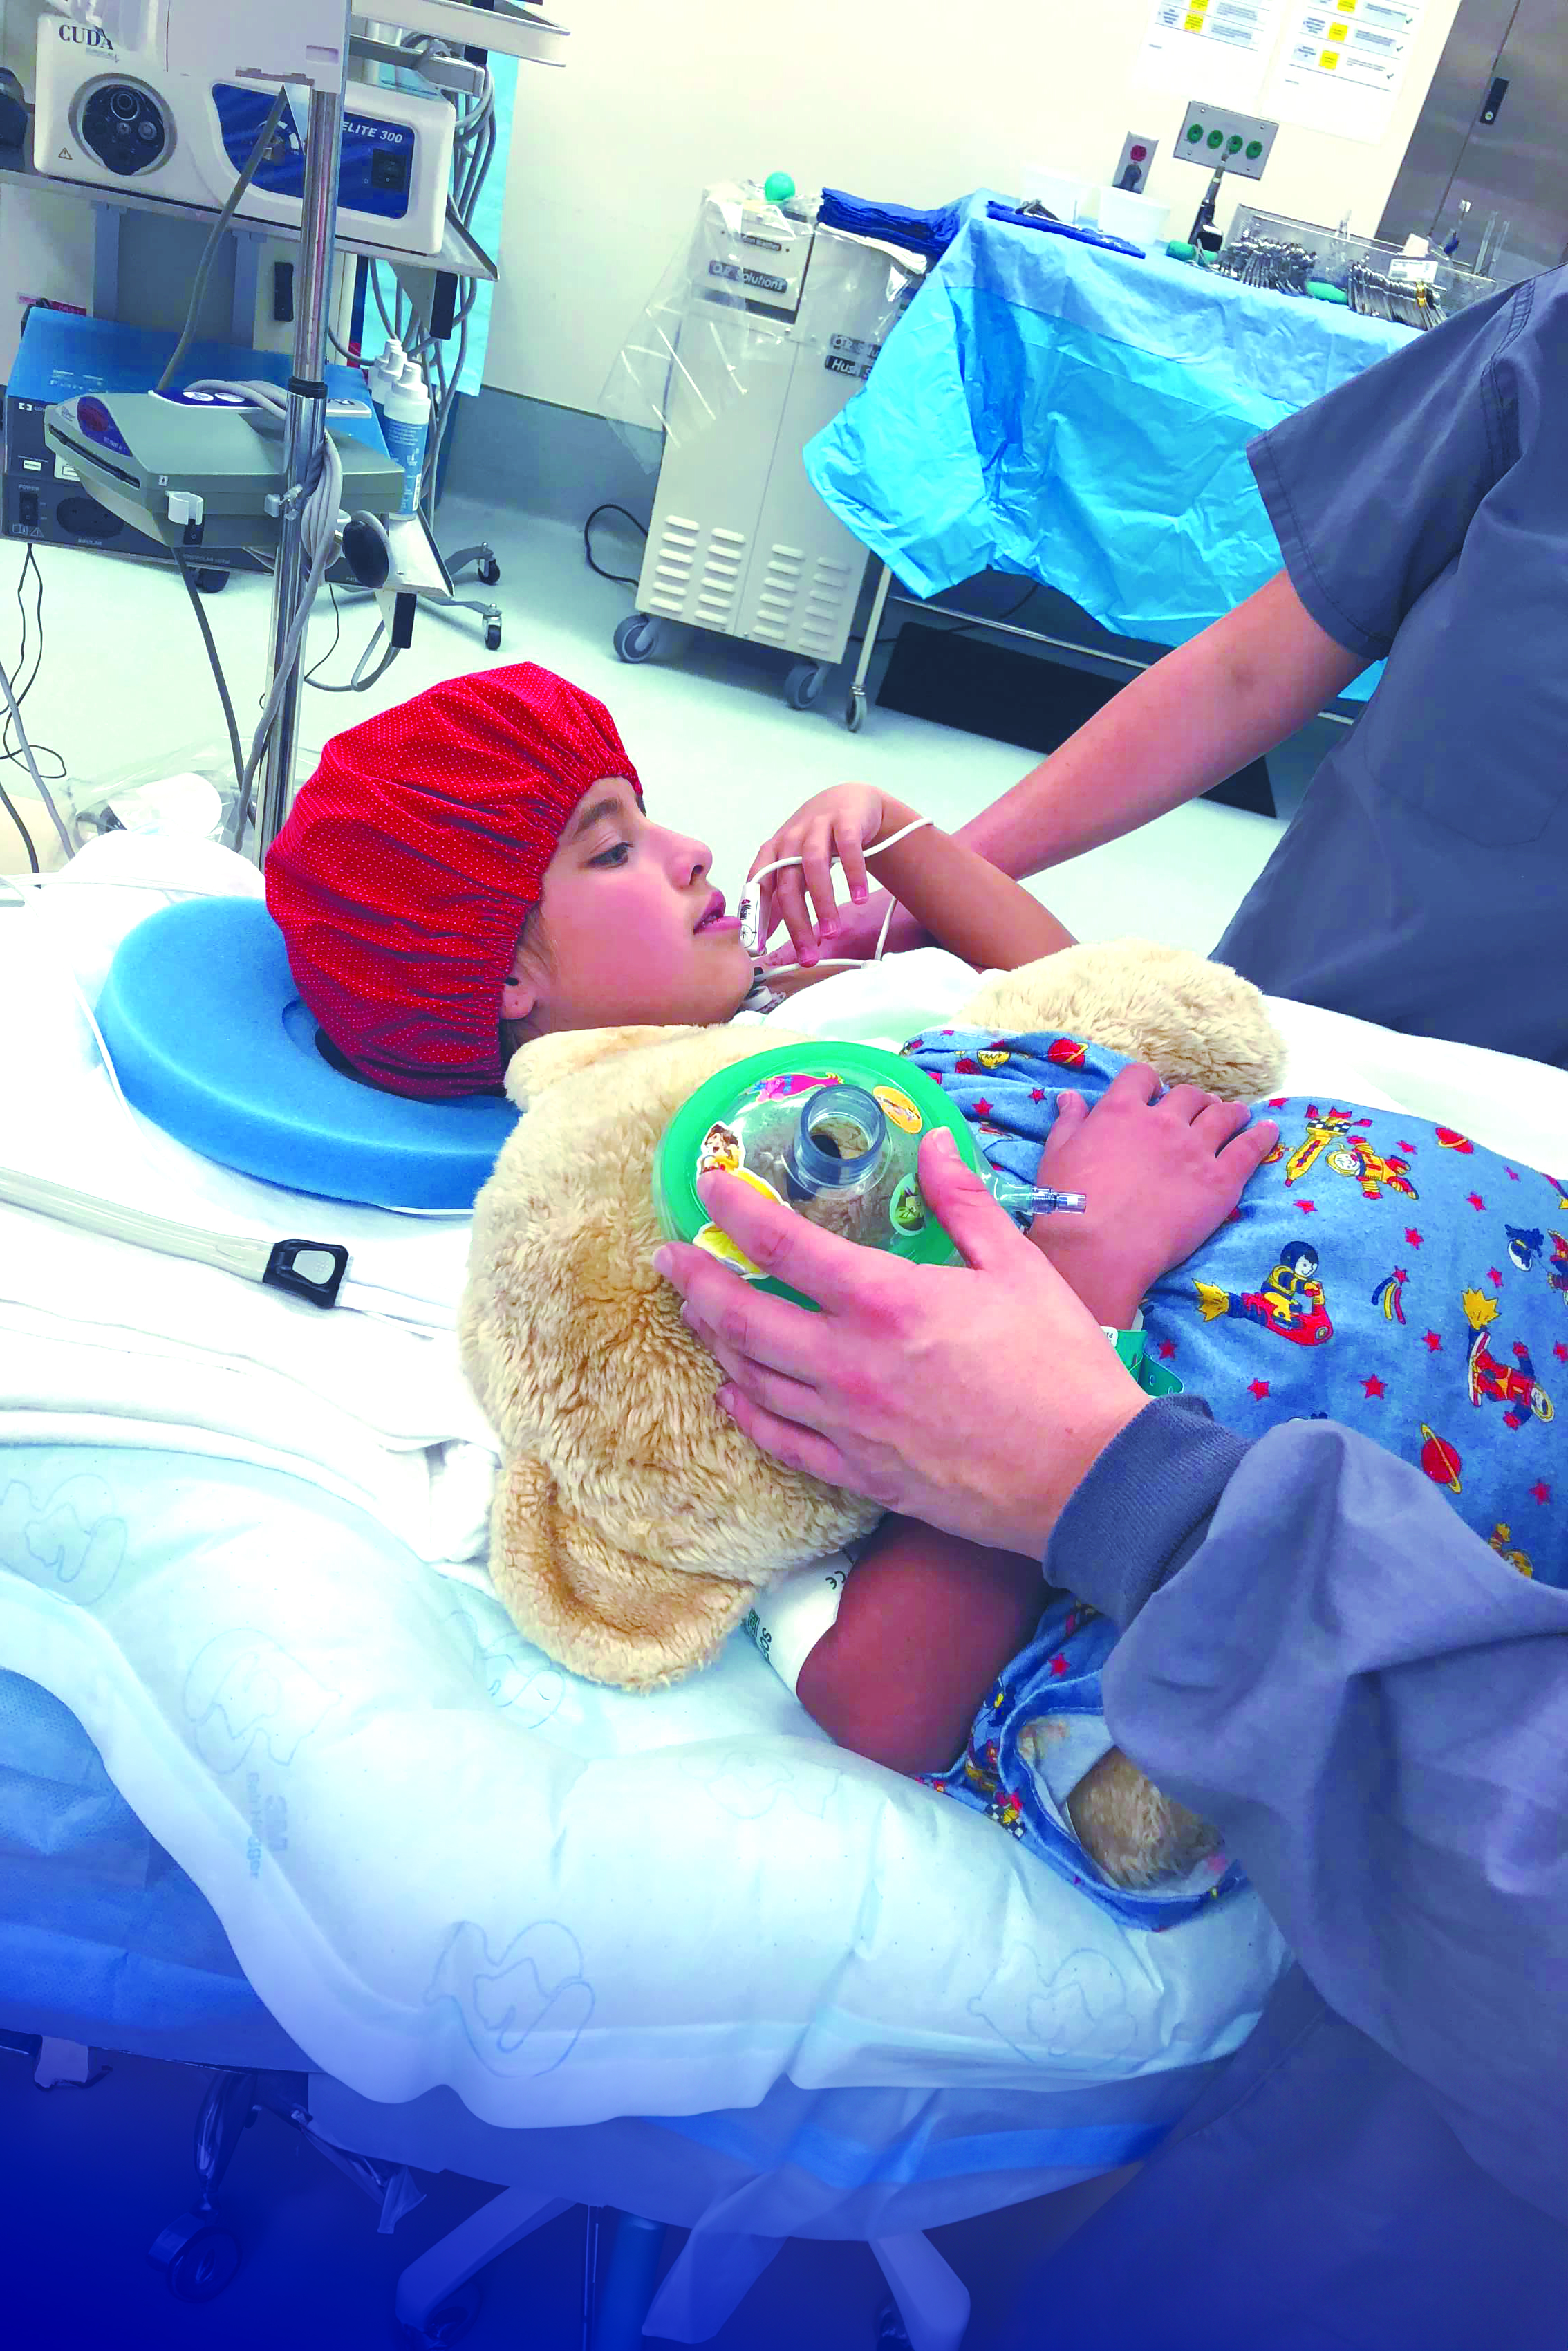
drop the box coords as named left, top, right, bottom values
left=794, top=1076, right=1280, bottom=1780
left=795, top=1514, right=1048, bottom=1776
left=749, top=786, right=1074, bottom=974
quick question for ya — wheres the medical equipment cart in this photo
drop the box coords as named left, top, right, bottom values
left=610, top=183, right=919, bottom=712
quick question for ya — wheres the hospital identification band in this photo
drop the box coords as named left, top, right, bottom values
left=1103, top=1311, right=1182, bottom=1397
left=1101, top=1320, right=1146, bottom=1377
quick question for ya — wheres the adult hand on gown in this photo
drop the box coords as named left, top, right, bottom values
left=653, top=1128, right=1148, bottom=1559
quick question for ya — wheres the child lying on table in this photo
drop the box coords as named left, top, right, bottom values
left=268, top=661, right=1567, bottom=1920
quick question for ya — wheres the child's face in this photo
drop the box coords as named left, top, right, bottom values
left=501, top=777, right=754, bottom=1032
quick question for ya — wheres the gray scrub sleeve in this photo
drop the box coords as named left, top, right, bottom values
left=1216, top=266, right=1568, bottom=1057
left=1045, top=1397, right=1568, bottom=2224
left=1247, top=275, right=1529, bottom=660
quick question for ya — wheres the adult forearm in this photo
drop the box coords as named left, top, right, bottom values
left=953, top=571, right=1366, bottom=880
left=869, top=806, right=1076, bottom=969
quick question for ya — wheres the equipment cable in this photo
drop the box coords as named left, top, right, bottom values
left=584, top=503, right=647, bottom=588
left=173, top=549, right=246, bottom=800
left=156, top=86, right=293, bottom=396
left=0, top=639, right=74, bottom=862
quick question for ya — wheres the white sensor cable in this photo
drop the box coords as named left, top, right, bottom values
left=736, top=815, right=934, bottom=976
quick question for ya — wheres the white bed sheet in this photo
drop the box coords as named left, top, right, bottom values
left=3, top=844, right=1562, bottom=2229
left=0, top=846, right=1287, bottom=2162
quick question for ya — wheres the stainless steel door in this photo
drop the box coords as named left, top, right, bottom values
left=1379, top=0, right=1568, bottom=281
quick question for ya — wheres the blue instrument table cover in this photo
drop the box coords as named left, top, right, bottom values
left=806, top=212, right=1414, bottom=696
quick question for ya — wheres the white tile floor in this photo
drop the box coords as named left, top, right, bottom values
left=0, top=510, right=1285, bottom=2349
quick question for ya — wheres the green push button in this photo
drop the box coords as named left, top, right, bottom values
left=1186, top=123, right=1205, bottom=142
left=1226, top=134, right=1244, bottom=153
left=1246, top=139, right=1264, bottom=158
left=1207, top=129, right=1224, bottom=149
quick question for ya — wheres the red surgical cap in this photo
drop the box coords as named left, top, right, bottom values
left=265, top=662, right=641, bottom=1099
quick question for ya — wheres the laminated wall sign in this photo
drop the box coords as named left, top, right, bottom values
left=1264, top=0, right=1430, bottom=143
left=1135, top=0, right=1288, bottom=105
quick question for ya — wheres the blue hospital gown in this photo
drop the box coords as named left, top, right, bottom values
left=900, top=1023, right=1568, bottom=1926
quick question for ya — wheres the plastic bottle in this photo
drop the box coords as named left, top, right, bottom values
left=380, top=356, right=430, bottom=518
left=366, top=336, right=404, bottom=427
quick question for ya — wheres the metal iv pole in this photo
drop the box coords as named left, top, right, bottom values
left=249, top=0, right=353, bottom=864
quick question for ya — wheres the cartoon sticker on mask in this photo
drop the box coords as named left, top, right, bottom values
left=748, top=1070, right=843, bottom=1105
left=888, top=1175, right=928, bottom=1235
left=698, top=1120, right=745, bottom=1178
left=693, top=1224, right=762, bottom=1277
left=692, top=1167, right=787, bottom=1279
left=872, top=1084, right=922, bottom=1135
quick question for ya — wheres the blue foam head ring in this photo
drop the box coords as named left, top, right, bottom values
left=95, top=898, right=516, bottom=1210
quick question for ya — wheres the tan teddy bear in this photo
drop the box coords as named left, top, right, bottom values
left=458, top=938, right=1285, bottom=1889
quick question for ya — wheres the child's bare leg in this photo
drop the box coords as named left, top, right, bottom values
left=795, top=1516, right=1046, bottom=1777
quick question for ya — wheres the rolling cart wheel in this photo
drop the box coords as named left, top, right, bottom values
left=784, top=661, right=827, bottom=712
left=162, top=2225, right=241, bottom=2303
left=484, top=619, right=503, bottom=653
left=194, top=570, right=229, bottom=595
left=476, top=555, right=501, bottom=586
left=394, top=2277, right=484, bottom=2350
left=613, top=613, right=664, bottom=665
left=845, top=688, right=866, bottom=734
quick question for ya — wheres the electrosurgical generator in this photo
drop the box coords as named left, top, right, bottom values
left=33, top=0, right=567, bottom=260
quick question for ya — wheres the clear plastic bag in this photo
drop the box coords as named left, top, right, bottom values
left=601, top=180, right=920, bottom=472
left=65, top=736, right=244, bottom=855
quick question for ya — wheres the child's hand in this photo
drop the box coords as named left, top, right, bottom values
left=1026, top=1064, right=1279, bottom=1328
left=747, top=785, right=898, bottom=967
left=763, top=890, right=934, bottom=971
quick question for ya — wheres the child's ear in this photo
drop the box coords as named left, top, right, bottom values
left=500, top=966, right=538, bottom=1025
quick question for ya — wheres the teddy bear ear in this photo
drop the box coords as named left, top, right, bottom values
left=487, top=1456, right=760, bottom=1690
left=504, top=1024, right=704, bottom=1109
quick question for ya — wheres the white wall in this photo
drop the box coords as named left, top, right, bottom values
left=0, top=1, right=93, bottom=378
left=0, top=0, right=1468, bottom=402
left=484, top=0, right=1464, bottom=413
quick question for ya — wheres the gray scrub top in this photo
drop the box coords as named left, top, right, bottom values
left=1213, top=265, right=1568, bottom=1070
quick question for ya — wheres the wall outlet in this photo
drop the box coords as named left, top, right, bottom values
left=1110, top=133, right=1160, bottom=194
left=1173, top=100, right=1278, bottom=180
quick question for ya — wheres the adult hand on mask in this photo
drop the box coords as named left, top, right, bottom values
left=653, top=1129, right=1148, bottom=1560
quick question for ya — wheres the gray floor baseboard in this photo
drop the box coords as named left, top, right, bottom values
left=445, top=386, right=654, bottom=535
